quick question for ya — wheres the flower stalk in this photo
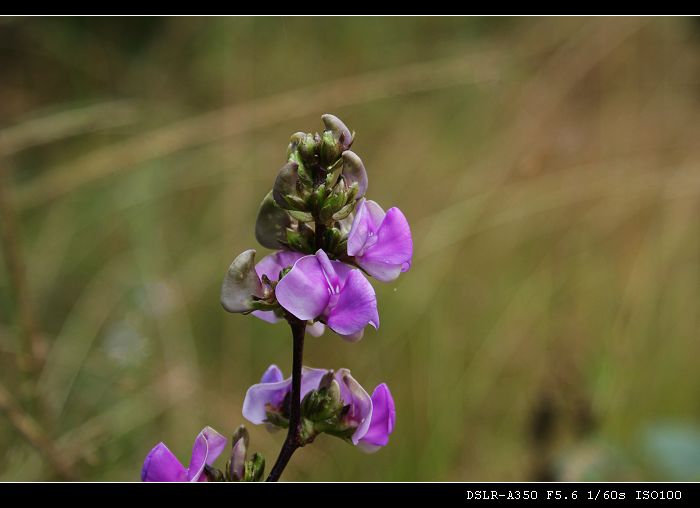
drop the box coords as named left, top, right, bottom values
left=266, top=316, right=306, bottom=482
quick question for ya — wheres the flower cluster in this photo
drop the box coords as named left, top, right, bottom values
left=221, top=114, right=412, bottom=340
left=142, top=115, right=409, bottom=481
left=243, top=365, right=395, bottom=452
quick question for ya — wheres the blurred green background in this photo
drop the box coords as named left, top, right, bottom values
left=1, top=16, right=700, bottom=481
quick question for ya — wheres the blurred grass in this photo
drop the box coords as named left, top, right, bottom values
left=1, top=16, right=700, bottom=481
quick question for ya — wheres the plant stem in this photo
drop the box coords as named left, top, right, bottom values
left=266, top=317, right=306, bottom=482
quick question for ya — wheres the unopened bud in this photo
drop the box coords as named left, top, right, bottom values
left=322, top=114, right=353, bottom=151
left=221, top=250, right=264, bottom=313
left=272, top=161, right=301, bottom=209
left=298, top=133, right=319, bottom=163
left=244, top=452, right=266, bottom=482
left=341, top=151, right=368, bottom=198
left=255, top=191, right=292, bottom=249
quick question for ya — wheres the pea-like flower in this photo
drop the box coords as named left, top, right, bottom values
left=347, top=199, right=413, bottom=282
left=275, top=249, right=379, bottom=341
left=242, top=365, right=395, bottom=452
left=141, top=426, right=227, bottom=482
left=251, top=250, right=326, bottom=336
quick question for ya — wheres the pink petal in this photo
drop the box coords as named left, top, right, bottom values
left=187, top=426, right=227, bottom=481
left=255, top=251, right=304, bottom=281
left=357, top=207, right=413, bottom=282
left=326, top=270, right=379, bottom=336
left=335, top=369, right=373, bottom=445
left=242, top=377, right=292, bottom=425
left=275, top=255, right=331, bottom=321
left=260, top=364, right=284, bottom=383
left=141, top=443, right=187, bottom=482
left=347, top=199, right=384, bottom=257
left=358, top=383, right=396, bottom=452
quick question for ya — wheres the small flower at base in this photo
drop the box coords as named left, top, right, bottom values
left=243, top=366, right=396, bottom=452
left=141, top=426, right=227, bottom=482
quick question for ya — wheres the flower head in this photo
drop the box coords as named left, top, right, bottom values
left=243, top=365, right=395, bottom=452
left=275, top=249, right=379, bottom=341
left=347, top=199, right=412, bottom=282
left=141, top=426, right=227, bottom=482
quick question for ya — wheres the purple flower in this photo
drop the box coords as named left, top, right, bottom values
left=141, top=426, right=227, bottom=482
left=243, top=365, right=395, bottom=452
left=347, top=199, right=412, bottom=282
left=247, top=250, right=327, bottom=337
left=275, top=249, right=379, bottom=341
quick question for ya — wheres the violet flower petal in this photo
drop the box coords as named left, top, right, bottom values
left=347, top=199, right=384, bottom=257
left=300, top=367, right=329, bottom=399
left=255, top=251, right=304, bottom=281
left=275, top=255, right=331, bottom=321
left=347, top=200, right=413, bottom=282
left=187, top=426, right=228, bottom=481
left=260, top=364, right=284, bottom=383
left=335, top=369, right=373, bottom=445
left=251, top=309, right=280, bottom=324
left=141, top=443, right=187, bottom=482
left=326, top=270, right=379, bottom=336
left=358, top=383, right=396, bottom=453
left=243, top=366, right=329, bottom=425
left=242, top=377, right=292, bottom=424
left=358, top=207, right=412, bottom=282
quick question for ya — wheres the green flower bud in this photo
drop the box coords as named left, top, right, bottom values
left=255, top=191, right=292, bottom=249
left=302, top=373, right=343, bottom=422
left=272, top=161, right=301, bottom=209
left=288, top=210, right=314, bottom=223
left=244, top=452, right=265, bottom=482
left=331, top=200, right=356, bottom=221
left=321, top=114, right=353, bottom=151
left=286, top=227, right=314, bottom=254
left=319, top=191, right=346, bottom=224
left=298, top=132, right=319, bottom=163
left=320, top=130, right=342, bottom=168
left=323, top=227, right=342, bottom=255
left=287, top=132, right=306, bottom=158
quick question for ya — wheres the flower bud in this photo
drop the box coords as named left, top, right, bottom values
left=286, top=132, right=306, bottom=158
left=322, top=114, right=353, bottom=152
left=341, top=150, right=368, bottom=198
left=302, top=373, right=343, bottom=422
left=318, top=191, right=347, bottom=224
left=320, top=130, right=342, bottom=168
left=286, top=228, right=314, bottom=254
left=229, top=439, right=246, bottom=480
left=244, top=452, right=265, bottom=482
left=323, top=227, right=342, bottom=256
left=272, top=161, right=301, bottom=210
left=221, top=250, right=264, bottom=313
left=298, top=132, right=319, bottom=163
left=255, top=191, right=292, bottom=249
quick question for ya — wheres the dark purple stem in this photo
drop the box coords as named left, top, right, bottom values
left=266, top=317, right=306, bottom=482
